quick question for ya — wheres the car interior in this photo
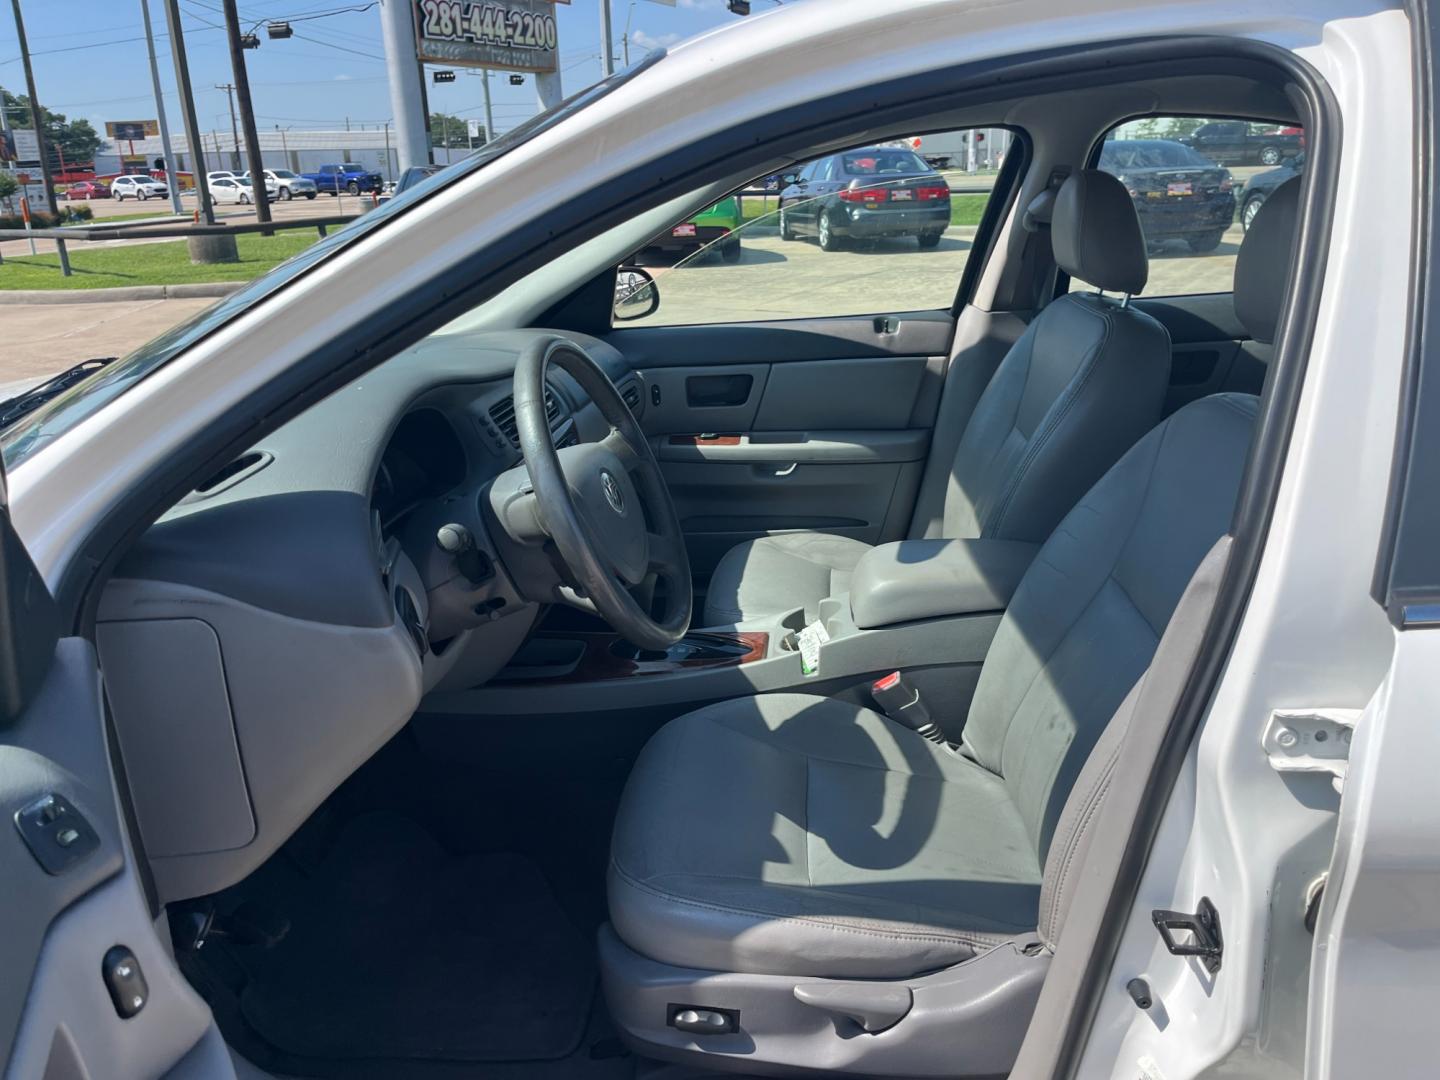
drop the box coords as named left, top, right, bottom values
left=85, top=58, right=1311, bottom=1080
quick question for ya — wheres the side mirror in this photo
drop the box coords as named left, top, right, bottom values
left=614, top=265, right=660, bottom=322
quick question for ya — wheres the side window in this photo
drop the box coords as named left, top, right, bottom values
left=614, top=128, right=1015, bottom=327
left=1074, top=115, right=1305, bottom=298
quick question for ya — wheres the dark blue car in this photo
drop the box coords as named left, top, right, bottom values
left=777, top=146, right=952, bottom=251
left=1238, top=152, right=1303, bottom=231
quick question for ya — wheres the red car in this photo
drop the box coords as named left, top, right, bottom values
left=65, top=181, right=110, bottom=200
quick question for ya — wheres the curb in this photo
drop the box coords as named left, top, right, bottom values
left=0, top=281, right=246, bottom=305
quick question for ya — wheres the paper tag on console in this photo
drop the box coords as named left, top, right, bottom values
left=797, top=620, right=830, bottom=676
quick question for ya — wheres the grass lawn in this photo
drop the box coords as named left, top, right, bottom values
left=740, top=191, right=989, bottom=227
left=0, top=228, right=318, bottom=290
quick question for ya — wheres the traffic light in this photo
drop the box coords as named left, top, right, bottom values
left=433, top=70, right=456, bottom=83
left=728, top=0, right=751, bottom=13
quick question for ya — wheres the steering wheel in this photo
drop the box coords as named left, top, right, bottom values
left=513, top=336, right=692, bottom=650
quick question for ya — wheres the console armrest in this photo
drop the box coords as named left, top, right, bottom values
left=849, top=539, right=1039, bottom=629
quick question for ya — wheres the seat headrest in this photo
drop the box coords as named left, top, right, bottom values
left=1052, top=169, right=1148, bottom=296
left=1234, top=177, right=1301, bottom=345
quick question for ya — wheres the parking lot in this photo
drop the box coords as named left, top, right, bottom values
left=629, top=216, right=1245, bottom=326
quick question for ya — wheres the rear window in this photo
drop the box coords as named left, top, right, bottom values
left=1099, top=141, right=1213, bottom=170
left=840, top=149, right=931, bottom=176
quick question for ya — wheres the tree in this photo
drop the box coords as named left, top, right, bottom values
left=0, top=170, right=17, bottom=212
left=1124, top=116, right=1209, bottom=141
left=429, top=111, right=470, bottom=151
left=1, top=90, right=104, bottom=168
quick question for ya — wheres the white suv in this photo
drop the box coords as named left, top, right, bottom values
left=108, top=174, right=169, bottom=201
left=251, top=168, right=319, bottom=200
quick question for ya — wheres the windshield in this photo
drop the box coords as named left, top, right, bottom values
left=273, top=170, right=296, bottom=178
left=1, top=51, right=665, bottom=471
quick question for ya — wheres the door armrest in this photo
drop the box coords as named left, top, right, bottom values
left=849, top=539, right=1038, bottom=629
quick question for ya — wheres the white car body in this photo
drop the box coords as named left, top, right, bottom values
left=106, top=174, right=169, bottom=201
left=252, top=168, right=319, bottom=200
left=206, top=176, right=278, bottom=205
left=0, top=1, right=1431, bottom=1078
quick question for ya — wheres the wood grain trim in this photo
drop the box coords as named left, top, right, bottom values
left=505, top=632, right=768, bottom=684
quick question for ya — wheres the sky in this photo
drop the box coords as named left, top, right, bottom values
left=0, top=0, right=773, bottom=143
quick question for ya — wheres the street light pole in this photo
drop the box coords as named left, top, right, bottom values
left=163, top=0, right=214, bottom=222
left=221, top=0, right=271, bottom=224
left=7, top=0, right=58, bottom=215
left=139, top=0, right=183, bottom=214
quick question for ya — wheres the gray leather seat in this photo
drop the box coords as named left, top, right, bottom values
left=605, top=180, right=1303, bottom=1072
left=703, top=169, right=1171, bottom=626
left=613, top=392, right=1259, bottom=978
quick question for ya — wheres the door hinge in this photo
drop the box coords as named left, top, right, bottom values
left=1262, top=708, right=1358, bottom=793
left=1152, top=896, right=1223, bottom=974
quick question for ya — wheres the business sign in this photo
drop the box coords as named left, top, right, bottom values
left=106, top=120, right=160, bottom=141
left=5, top=128, right=40, bottom=163
left=414, top=0, right=558, bottom=73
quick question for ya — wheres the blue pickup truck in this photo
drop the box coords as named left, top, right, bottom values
left=300, top=163, right=385, bottom=196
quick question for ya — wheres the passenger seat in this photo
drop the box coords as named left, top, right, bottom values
left=703, top=169, right=1173, bottom=626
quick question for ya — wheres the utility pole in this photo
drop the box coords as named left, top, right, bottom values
left=164, top=0, right=213, bottom=222
left=600, top=0, right=615, bottom=77
left=8, top=0, right=57, bottom=214
left=221, top=0, right=271, bottom=223
left=215, top=83, right=240, bottom=171
left=482, top=70, right=495, bottom=148
left=139, top=0, right=183, bottom=214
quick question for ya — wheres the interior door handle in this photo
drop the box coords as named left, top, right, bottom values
left=758, top=462, right=798, bottom=477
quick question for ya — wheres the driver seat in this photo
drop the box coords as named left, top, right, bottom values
left=601, top=181, right=1301, bottom=1075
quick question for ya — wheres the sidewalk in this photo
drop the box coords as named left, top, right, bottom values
left=0, top=296, right=217, bottom=387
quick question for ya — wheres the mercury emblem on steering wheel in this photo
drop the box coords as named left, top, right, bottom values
left=601, top=470, right=626, bottom=514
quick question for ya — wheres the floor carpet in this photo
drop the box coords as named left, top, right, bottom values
left=237, top=812, right=596, bottom=1064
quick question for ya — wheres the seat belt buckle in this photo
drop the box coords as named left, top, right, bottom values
left=870, top=671, right=948, bottom=746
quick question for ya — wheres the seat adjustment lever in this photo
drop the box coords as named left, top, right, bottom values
left=793, top=981, right=913, bottom=1034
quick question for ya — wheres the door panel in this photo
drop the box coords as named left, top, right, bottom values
left=607, top=314, right=952, bottom=578
left=1135, top=293, right=1269, bottom=414
left=0, top=496, right=225, bottom=1079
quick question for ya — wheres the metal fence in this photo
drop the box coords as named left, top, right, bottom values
left=0, top=214, right=361, bottom=277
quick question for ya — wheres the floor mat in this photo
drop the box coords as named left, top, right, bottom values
left=239, top=812, right=596, bottom=1064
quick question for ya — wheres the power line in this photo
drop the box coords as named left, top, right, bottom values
left=290, top=29, right=382, bottom=60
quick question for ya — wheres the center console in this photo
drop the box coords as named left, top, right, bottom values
left=422, top=538, right=1039, bottom=723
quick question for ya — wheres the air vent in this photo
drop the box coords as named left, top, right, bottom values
left=184, top=451, right=272, bottom=501
left=621, top=381, right=642, bottom=413
left=488, top=387, right=562, bottom=448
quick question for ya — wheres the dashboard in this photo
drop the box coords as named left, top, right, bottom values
left=94, top=328, right=640, bottom=906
